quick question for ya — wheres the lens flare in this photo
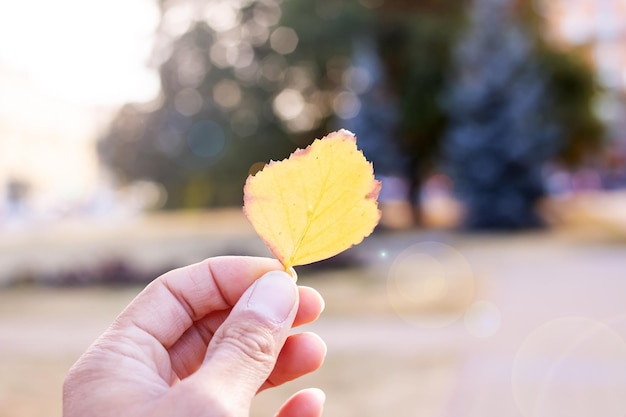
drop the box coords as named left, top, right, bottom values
left=386, top=242, right=475, bottom=329
left=512, top=317, right=626, bottom=417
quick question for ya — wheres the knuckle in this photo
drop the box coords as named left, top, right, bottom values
left=215, top=321, right=277, bottom=365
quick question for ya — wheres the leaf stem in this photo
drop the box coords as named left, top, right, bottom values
left=284, top=265, right=298, bottom=282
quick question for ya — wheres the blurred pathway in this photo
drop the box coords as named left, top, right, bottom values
left=444, top=240, right=626, bottom=417
left=3, top=210, right=626, bottom=417
left=354, top=231, right=626, bottom=417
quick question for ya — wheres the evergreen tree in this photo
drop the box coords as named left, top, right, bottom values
left=442, top=0, right=561, bottom=230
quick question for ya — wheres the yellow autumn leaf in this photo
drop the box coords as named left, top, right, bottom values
left=243, top=129, right=381, bottom=271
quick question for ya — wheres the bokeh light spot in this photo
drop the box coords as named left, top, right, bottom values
left=174, top=88, right=203, bottom=116
left=253, top=3, right=282, bottom=27
left=285, top=65, right=315, bottom=90
left=162, top=2, right=194, bottom=38
left=333, top=91, right=361, bottom=119
left=284, top=103, right=321, bottom=133
left=126, top=180, right=168, bottom=210
left=176, top=54, right=207, bottom=88
left=227, top=42, right=255, bottom=69
left=203, top=2, right=240, bottom=32
left=210, top=41, right=230, bottom=68
left=243, top=19, right=270, bottom=46
left=234, top=60, right=259, bottom=83
left=273, top=89, right=304, bottom=120
left=213, top=79, right=242, bottom=109
left=344, top=66, right=373, bottom=93
left=270, top=27, right=299, bottom=55
left=187, top=121, right=226, bottom=158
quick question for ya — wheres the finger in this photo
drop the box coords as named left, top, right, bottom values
left=113, top=256, right=283, bottom=348
left=191, top=270, right=298, bottom=406
left=294, top=286, right=325, bottom=327
left=275, top=388, right=326, bottom=417
left=168, top=287, right=324, bottom=380
left=260, top=332, right=326, bottom=391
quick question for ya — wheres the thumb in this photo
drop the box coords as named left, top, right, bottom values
left=194, top=270, right=298, bottom=409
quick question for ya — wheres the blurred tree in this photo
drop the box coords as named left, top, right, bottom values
left=538, top=48, right=604, bottom=166
left=100, top=0, right=307, bottom=209
left=514, top=0, right=604, bottom=166
left=441, top=0, right=601, bottom=230
left=394, top=12, right=464, bottom=196
left=98, top=0, right=464, bottom=209
left=280, top=0, right=464, bottom=206
left=98, top=0, right=601, bottom=215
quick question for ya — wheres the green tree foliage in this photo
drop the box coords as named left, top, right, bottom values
left=280, top=0, right=464, bottom=182
left=98, top=0, right=602, bottom=212
left=100, top=1, right=304, bottom=209
left=98, top=0, right=464, bottom=209
left=538, top=48, right=604, bottom=165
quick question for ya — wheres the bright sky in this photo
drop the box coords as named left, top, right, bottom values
left=0, top=0, right=160, bottom=106
left=0, top=0, right=163, bottom=214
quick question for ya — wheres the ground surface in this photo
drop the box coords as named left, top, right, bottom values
left=2, top=209, right=626, bottom=417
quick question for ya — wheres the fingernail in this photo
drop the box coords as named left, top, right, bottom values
left=247, top=271, right=298, bottom=323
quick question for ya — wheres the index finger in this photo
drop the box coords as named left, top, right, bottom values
left=113, top=256, right=284, bottom=349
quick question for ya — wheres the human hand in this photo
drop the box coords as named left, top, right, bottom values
left=63, top=256, right=327, bottom=417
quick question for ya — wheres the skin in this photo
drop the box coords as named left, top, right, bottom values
left=63, top=256, right=327, bottom=417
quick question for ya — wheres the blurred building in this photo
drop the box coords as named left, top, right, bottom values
left=0, top=65, right=104, bottom=222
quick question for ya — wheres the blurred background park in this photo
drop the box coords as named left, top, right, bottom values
left=2, top=0, right=626, bottom=416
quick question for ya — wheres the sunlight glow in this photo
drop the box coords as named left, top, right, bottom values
left=0, top=0, right=161, bottom=221
left=0, top=0, right=160, bottom=106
